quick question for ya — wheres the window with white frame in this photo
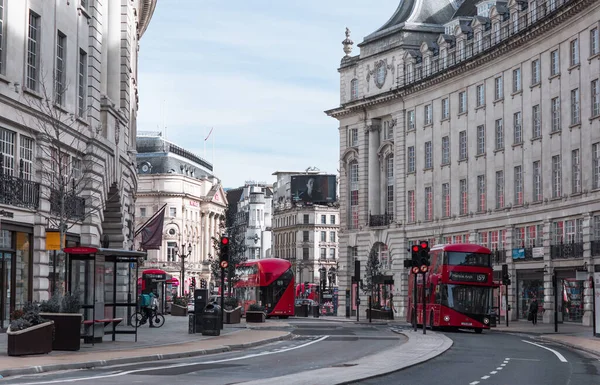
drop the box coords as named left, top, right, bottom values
left=533, top=160, right=542, bottom=202
left=78, top=49, right=88, bottom=117
left=408, top=190, right=415, bottom=222
left=458, top=39, right=465, bottom=61
left=459, top=130, right=467, bottom=160
left=477, top=175, right=486, bottom=212
left=512, top=11, right=519, bottom=34
left=167, top=242, right=177, bottom=262
left=548, top=0, right=557, bottom=11
left=495, top=119, right=504, bottom=150
left=424, top=104, right=432, bottom=125
left=492, top=22, right=500, bottom=44
left=349, top=127, right=358, bottom=147
left=303, top=248, right=309, bottom=260
left=476, top=125, right=485, bottom=155
left=330, top=231, right=336, bottom=243
left=0, top=0, right=4, bottom=74
left=572, top=149, right=581, bottom=194
left=386, top=155, right=394, bottom=216
left=531, top=1, right=538, bottom=22
left=592, top=79, right=599, bottom=117
left=512, top=68, right=521, bottom=93
left=55, top=32, right=67, bottom=105
left=72, top=157, right=81, bottom=180
left=494, top=76, right=503, bottom=100
left=350, top=79, right=358, bottom=100
left=552, top=155, right=562, bottom=198
left=441, top=48, right=447, bottom=68
left=424, top=141, right=432, bottom=169
left=27, top=11, right=40, bottom=90
left=459, top=179, right=468, bottom=215
left=320, top=248, right=326, bottom=260
left=514, top=165, right=523, bottom=205
left=0, top=127, right=15, bottom=176
left=550, top=50, right=559, bottom=76
left=591, top=28, right=599, bottom=56
left=593, top=143, right=600, bottom=190
left=513, top=111, right=522, bottom=144
left=407, top=110, right=415, bottom=130
left=475, top=31, right=483, bottom=53
left=329, top=248, right=336, bottom=260
left=350, top=161, right=359, bottom=229
left=407, top=146, right=415, bottom=173
left=514, top=227, right=525, bottom=247
left=303, top=231, right=309, bottom=242
left=531, top=59, right=540, bottom=84
left=532, top=105, right=541, bottom=138
left=570, top=39, right=579, bottom=66
left=20, top=136, right=34, bottom=180
left=551, top=221, right=564, bottom=245
left=476, top=84, right=485, bottom=107
left=571, top=88, right=580, bottom=125
left=330, top=215, right=335, bottom=224
left=425, top=186, right=433, bottom=221
left=495, top=170, right=504, bottom=209
left=459, top=91, right=467, bottom=114
left=478, top=231, right=489, bottom=248
left=442, top=98, right=449, bottom=119
left=441, top=136, right=450, bottom=165
left=442, top=183, right=450, bottom=217
left=406, top=63, right=414, bottom=83
left=320, top=231, right=326, bottom=242
left=551, top=97, right=560, bottom=132
left=140, top=207, right=146, bottom=217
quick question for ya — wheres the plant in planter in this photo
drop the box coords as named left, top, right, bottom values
left=40, top=291, right=83, bottom=351
left=246, top=304, right=266, bottom=323
left=223, top=298, right=241, bottom=324
left=7, top=302, right=54, bottom=356
left=171, top=296, right=188, bottom=316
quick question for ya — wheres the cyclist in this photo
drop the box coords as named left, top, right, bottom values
left=141, top=291, right=159, bottom=327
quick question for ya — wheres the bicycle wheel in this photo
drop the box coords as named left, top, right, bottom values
left=152, top=313, right=165, bottom=328
left=131, top=312, right=145, bottom=327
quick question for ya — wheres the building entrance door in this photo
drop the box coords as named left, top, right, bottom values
left=0, top=252, right=13, bottom=329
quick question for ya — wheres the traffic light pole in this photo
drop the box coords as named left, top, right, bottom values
left=220, top=267, right=225, bottom=330
left=413, top=273, right=417, bottom=332
left=422, top=272, right=427, bottom=335
left=505, top=282, right=509, bottom=327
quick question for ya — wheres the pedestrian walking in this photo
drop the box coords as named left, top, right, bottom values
left=528, top=298, right=538, bottom=325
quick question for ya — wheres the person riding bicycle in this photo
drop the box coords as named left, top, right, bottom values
left=141, top=291, right=159, bottom=327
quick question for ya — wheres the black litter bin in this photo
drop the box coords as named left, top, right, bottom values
left=201, top=303, right=222, bottom=336
left=301, top=303, right=309, bottom=317
left=312, top=304, right=320, bottom=318
left=188, top=313, right=196, bottom=334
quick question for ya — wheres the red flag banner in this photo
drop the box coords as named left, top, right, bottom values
left=139, top=205, right=166, bottom=250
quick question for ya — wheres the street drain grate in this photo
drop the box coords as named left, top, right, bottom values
left=331, top=363, right=358, bottom=368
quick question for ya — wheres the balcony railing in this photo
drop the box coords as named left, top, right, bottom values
left=50, top=189, right=86, bottom=220
left=0, top=174, right=40, bottom=209
left=550, top=242, right=584, bottom=259
left=369, top=212, right=393, bottom=227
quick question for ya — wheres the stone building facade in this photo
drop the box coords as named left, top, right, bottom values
left=327, top=0, right=600, bottom=325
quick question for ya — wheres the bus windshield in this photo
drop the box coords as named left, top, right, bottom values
left=445, top=251, right=491, bottom=267
left=440, top=284, right=491, bottom=315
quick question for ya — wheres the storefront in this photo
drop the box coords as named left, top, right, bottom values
left=555, top=269, right=585, bottom=323
left=0, top=222, right=33, bottom=330
left=517, top=270, right=544, bottom=320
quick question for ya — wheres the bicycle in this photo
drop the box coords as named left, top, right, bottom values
left=131, top=307, right=165, bottom=328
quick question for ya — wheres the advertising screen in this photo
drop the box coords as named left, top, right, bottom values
left=290, top=175, right=337, bottom=204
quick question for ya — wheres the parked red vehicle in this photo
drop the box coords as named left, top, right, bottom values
left=407, top=243, right=494, bottom=333
left=235, top=258, right=295, bottom=318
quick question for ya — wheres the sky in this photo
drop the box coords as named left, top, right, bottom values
left=137, top=0, right=399, bottom=188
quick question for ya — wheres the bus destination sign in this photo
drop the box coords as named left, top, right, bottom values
left=449, top=271, right=487, bottom=283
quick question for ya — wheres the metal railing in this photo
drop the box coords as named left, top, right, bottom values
left=50, top=189, right=86, bottom=220
left=0, top=174, right=40, bottom=209
left=550, top=242, right=584, bottom=259
left=369, top=212, right=393, bottom=227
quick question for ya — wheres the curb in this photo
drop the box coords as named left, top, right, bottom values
left=0, top=332, right=293, bottom=379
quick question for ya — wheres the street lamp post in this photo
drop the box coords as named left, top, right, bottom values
left=174, top=243, right=192, bottom=297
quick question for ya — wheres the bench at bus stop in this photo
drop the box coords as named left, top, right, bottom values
left=81, top=318, right=124, bottom=343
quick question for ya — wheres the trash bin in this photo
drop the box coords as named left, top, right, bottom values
left=312, top=304, right=320, bottom=318
left=301, top=303, right=309, bottom=317
left=201, top=303, right=222, bottom=336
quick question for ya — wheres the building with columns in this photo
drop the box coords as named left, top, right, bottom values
left=0, top=0, right=155, bottom=328
left=135, top=134, right=227, bottom=294
left=272, top=170, right=340, bottom=286
left=326, top=0, right=600, bottom=325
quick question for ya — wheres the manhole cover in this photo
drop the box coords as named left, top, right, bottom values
left=331, top=363, right=358, bottom=368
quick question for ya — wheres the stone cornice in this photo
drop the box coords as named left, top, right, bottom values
left=137, top=0, right=157, bottom=39
left=325, top=0, right=595, bottom=120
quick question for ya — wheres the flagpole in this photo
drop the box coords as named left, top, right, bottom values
left=212, top=127, right=215, bottom=172
left=204, top=128, right=206, bottom=160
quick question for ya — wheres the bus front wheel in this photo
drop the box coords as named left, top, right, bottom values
left=474, top=328, right=483, bottom=334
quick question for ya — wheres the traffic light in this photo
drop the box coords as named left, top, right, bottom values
left=191, top=277, right=196, bottom=287
left=502, top=264, right=511, bottom=285
left=419, top=240, right=430, bottom=266
left=219, top=236, right=230, bottom=263
left=200, top=278, right=207, bottom=289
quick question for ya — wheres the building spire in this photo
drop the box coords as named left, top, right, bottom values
left=342, top=27, right=354, bottom=57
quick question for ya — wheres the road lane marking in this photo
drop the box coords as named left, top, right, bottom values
left=14, top=336, right=330, bottom=384
left=490, top=371, right=497, bottom=374
left=521, top=340, right=568, bottom=362
left=501, top=363, right=506, bottom=366
left=496, top=367, right=503, bottom=370
left=507, top=358, right=541, bottom=361
left=469, top=382, right=480, bottom=385
left=481, top=375, right=490, bottom=379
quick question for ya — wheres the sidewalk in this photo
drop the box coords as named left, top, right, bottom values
left=492, top=319, right=600, bottom=357
left=0, top=315, right=292, bottom=378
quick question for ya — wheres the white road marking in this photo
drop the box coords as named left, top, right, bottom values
left=496, top=367, right=503, bottom=370
left=13, top=336, right=330, bottom=385
left=481, top=375, right=490, bottom=379
left=501, top=363, right=507, bottom=366
left=490, top=371, right=497, bottom=374
left=521, top=340, right=568, bottom=363
left=469, top=382, right=480, bottom=385
left=508, top=358, right=541, bottom=361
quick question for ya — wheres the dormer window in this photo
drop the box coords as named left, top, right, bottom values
left=477, top=1, right=495, bottom=18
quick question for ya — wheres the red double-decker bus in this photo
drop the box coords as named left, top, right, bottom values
left=235, top=258, right=295, bottom=318
left=408, top=243, right=494, bottom=333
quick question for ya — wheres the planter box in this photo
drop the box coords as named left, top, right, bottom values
left=365, top=309, right=392, bottom=320
left=245, top=311, right=266, bottom=323
left=40, top=313, right=83, bottom=351
left=224, top=307, right=242, bottom=324
left=7, top=321, right=54, bottom=356
left=171, top=304, right=188, bottom=317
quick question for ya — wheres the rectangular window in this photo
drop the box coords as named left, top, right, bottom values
left=407, top=146, right=415, bottom=173
left=512, top=68, right=521, bottom=93
left=532, top=105, right=541, bottom=138
left=551, top=97, right=561, bottom=132
left=330, top=215, right=336, bottom=224
left=531, top=59, right=540, bottom=84
left=303, top=248, right=309, bottom=260
left=572, top=149, right=581, bottom=194
left=495, top=170, right=504, bottom=209
left=140, top=207, right=146, bottom=217
left=424, top=141, right=432, bottom=169
left=459, top=91, right=467, bottom=114
left=459, top=130, right=467, bottom=160
left=425, top=187, right=433, bottom=221
left=55, top=32, right=67, bottom=105
left=19, top=136, right=34, bottom=180
left=329, top=249, right=336, bottom=260
left=329, top=231, right=335, bottom=243
left=321, top=215, right=326, bottom=224
left=383, top=119, right=394, bottom=141
left=551, top=50, right=560, bottom=75
left=531, top=0, right=538, bottom=22
left=442, top=98, right=449, bottom=119
left=441, top=136, right=450, bottom=165
left=169, top=207, right=177, bottom=217
left=512, top=12, right=518, bottom=34
left=592, top=79, right=600, bottom=117
left=349, top=128, right=358, bottom=147
left=320, top=231, right=326, bottom=242
left=303, top=214, right=309, bottom=224
left=350, top=79, right=358, bottom=100
left=407, top=110, right=415, bottom=131
left=495, top=119, right=504, bottom=150
left=424, top=104, right=432, bottom=125
left=27, top=11, right=41, bottom=90
left=477, top=175, right=486, bottom=212
left=476, top=125, right=485, bottom=155
left=350, top=162, right=359, bottom=229
left=513, top=111, right=522, bottom=144
left=571, top=88, right=580, bottom=125
left=303, top=231, right=310, bottom=242
left=442, top=183, right=450, bottom=217
left=78, top=50, right=88, bottom=117
left=514, top=166, right=523, bottom=205
left=552, top=155, right=562, bottom=198
left=0, top=0, right=4, bottom=74
left=320, top=248, right=326, bottom=260
left=494, top=76, right=503, bottom=100
left=0, top=127, right=15, bottom=176
left=167, top=242, right=177, bottom=262
left=533, top=161, right=542, bottom=202
left=592, top=28, right=599, bottom=56
left=459, top=179, right=468, bottom=215
left=408, top=190, right=415, bottom=222
left=570, top=39, right=579, bottom=66
left=476, top=84, right=485, bottom=107
left=593, top=143, right=600, bottom=190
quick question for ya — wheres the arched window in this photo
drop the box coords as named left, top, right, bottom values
left=349, top=161, right=359, bottom=230
left=350, top=79, right=358, bottom=100
left=386, top=156, right=394, bottom=219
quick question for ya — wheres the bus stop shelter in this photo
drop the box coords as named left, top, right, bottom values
left=64, top=247, right=146, bottom=343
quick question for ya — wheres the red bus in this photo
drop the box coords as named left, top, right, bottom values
left=408, top=243, right=494, bottom=333
left=235, top=258, right=295, bottom=318
left=295, top=282, right=318, bottom=301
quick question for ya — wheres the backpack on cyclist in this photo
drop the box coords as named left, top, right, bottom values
left=140, top=293, right=151, bottom=307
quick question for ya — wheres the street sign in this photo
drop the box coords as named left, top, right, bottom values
left=220, top=260, right=229, bottom=269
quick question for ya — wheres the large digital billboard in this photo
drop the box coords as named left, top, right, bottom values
left=291, top=175, right=337, bottom=204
